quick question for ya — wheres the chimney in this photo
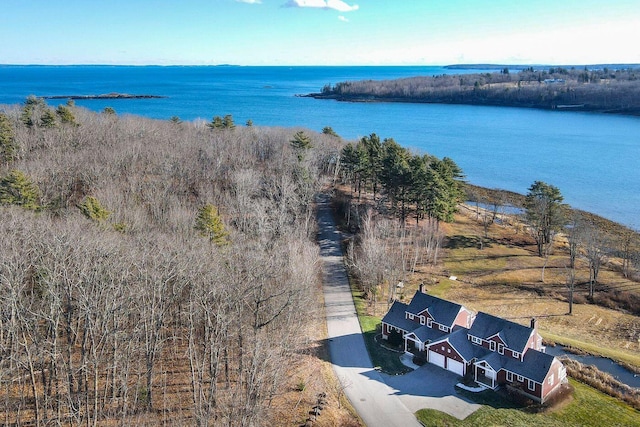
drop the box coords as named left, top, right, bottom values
left=419, top=283, right=424, bottom=294
left=530, top=318, right=537, bottom=330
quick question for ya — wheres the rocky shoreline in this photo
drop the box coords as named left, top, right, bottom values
left=42, top=92, right=166, bottom=100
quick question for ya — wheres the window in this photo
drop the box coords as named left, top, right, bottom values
left=427, top=318, right=433, bottom=327
left=559, top=366, right=567, bottom=381
left=528, top=380, right=535, bottom=391
left=512, top=351, right=520, bottom=359
left=408, top=313, right=414, bottom=320
left=447, top=348, right=451, bottom=353
left=517, top=375, right=524, bottom=382
left=470, top=336, right=482, bottom=345
left=420, top=316, right=425, bottom=325
left=489, top=341, right=496, bottom=351
left=439, top=324, right=448, bottom=332
left=506, top=372, right=513, bottom=382
left=441, top=346, right=445, bottom=351
left=498, top=344, right=504, bottom=355
left=548, top=374, right=554, bottom=385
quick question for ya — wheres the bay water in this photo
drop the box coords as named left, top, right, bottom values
left=0, top=65, right=638, bottom=228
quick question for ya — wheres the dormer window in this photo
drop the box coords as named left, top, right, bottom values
left=426, top=318, right=432, bottom=327
left=498, top=344, right=504, bottom=355
left=489, top=341, right=496, bottom=351
left=408, top=313, right=414, bottom=320
left=512, top=351, right=520, bottom=359
left=470, top=336, right=482, bottom=345
left=420, top=316, right=425, bottom=325
left=439, top=324, right=448, bottom=332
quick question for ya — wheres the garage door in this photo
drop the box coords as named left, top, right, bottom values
left=447, top=359, right=465, bottom=376
left=428, top=351, right=445, bottom=369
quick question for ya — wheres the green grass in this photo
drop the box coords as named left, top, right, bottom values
left=416, top=380, right=640, bottom=427
left=350, top=287, right=411, bottom=375
left=427, top=278, right=454, bottom=298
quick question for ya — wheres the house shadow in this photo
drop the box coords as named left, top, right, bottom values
left=303, top=334, right=481, bottom=404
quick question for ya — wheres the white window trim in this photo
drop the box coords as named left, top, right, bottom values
left=408, top=313, right=414, bottom=320
left=528, top=380, right=535, bottom=391
left=512, top=351, right=520, bottom=359
left=498, top=344, right=504, bottom=355
left=427, top=318, right=433, bottom=327
left=420, top=316, right=425, bottom=325
left=439, top=324, right=448, bottom=332
left=470, top=336, right=482, bottom=345
left=489, top=341, right=496, bottom=351
left=517, top=375, right=524, bottom=382
left=548, top=374, right=554, bottom=385
left=506, top=372, right=513, bottom=382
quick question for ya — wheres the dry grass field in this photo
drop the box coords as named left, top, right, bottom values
left=439, top=207, right=640, bottom=368
left=355, top=197, right=640, bottom=369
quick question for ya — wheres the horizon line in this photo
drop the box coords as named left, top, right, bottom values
left=3, top=62, right=640, bottom=68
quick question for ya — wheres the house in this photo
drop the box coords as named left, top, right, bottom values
left=381, top=285, right=474, bottom=354
left=381, top=289, right=567, bottom=404
left=466, top=312, right=566, bottom=403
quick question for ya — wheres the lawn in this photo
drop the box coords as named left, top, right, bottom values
left=350, top=287, right=411, bottom=375
left=416, top=380, right=640, bottom=427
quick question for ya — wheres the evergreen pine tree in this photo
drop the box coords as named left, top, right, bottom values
left=78, top=196, right=112, bottom=222
left=194, top=204, right=229, bottom=246
left=0, top=113, right=18, bottom=164
left=0, top=169, right=41, bottom=210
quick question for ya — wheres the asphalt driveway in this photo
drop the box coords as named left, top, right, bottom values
left=316, top=193, right=480, bottom=426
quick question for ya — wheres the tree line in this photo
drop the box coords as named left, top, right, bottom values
left=311, top=66, right=640, bottom=115
left=0, top=99, right=342, bottom=426
left=336, top=133, right=464, bottom=307
left=339, top=133, right=465, bottom=225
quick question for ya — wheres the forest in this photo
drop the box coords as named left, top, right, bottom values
left=0, top=99, right=344, bottom=426
left=309, top=66, right=640, bottom=115
left=2, top=95, right=639, bottom=425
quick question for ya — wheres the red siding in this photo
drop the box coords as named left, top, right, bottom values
left=541, top=359, right=565, bottom=401
left=429, top=341, right=465, bottom=363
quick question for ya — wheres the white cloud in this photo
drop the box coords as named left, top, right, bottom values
left=338, top=15, right=348, bottom=22
left=236, top=0, right=261, bottom=3
left=284, top=0, right=359, bottom=12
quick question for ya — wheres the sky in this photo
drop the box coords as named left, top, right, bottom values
left=1, top=0, right=639, bottom=66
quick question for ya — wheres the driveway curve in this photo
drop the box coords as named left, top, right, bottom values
left=316, top=193, right=480, bottom=426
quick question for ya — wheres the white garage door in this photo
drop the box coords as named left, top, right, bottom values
left=428, top=351, right=445, bottom=369
left=447, top=359, right=465, bottom=376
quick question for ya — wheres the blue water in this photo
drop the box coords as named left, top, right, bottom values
left=1, top=65, right=639, bottom=228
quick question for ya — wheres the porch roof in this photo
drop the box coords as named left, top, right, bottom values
left=408, top=325, right=447, bottom=343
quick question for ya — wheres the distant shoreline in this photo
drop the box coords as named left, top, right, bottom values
left=304, top=66, right=640, bottom=117
left=300, top=92, right=640, bottom=116
left=41, top=93, right=166, bottom=100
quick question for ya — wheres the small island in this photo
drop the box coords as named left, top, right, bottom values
left=42, top=92, right=166, bottom=100
left=304, top=65, right=640, bottom=116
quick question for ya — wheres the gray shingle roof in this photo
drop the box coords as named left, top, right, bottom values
left=475, top=349, right=557, bottom=383
left=503, top=349, right=557, bottom=383
left=444, top=327, right=492, bottom=361
left=405, top=291, right=464, bottom=327
left=468, top=312, right=534, bottom=353
left=478, top=352, right=505, bottom=371
left=409, top=325, right=447, bottom=343
left=381, top=300, right=415, bottom=333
